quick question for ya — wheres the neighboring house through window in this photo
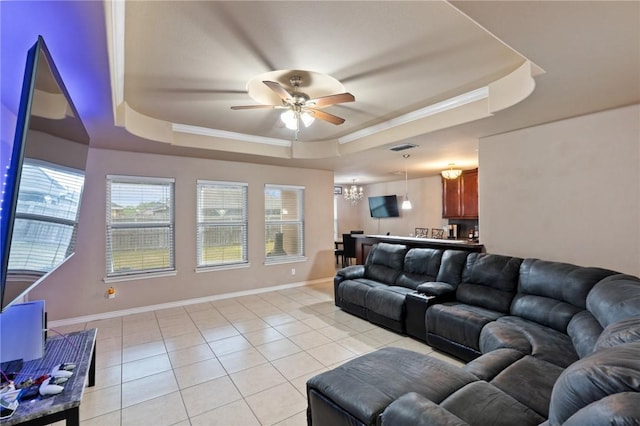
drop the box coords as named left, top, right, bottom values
left=106, top=175, right=175, bottom=279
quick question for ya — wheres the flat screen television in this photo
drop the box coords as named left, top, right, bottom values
left=368, top=195, right=400, bottom=218
left=0, top=36, right=89, bottom=312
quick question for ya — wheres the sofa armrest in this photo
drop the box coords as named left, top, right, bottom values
left=380, top=392, right=469, bottom=426
left=337, top=264, right=365, bottom=280
left=416, top=281, right=456, bottom=296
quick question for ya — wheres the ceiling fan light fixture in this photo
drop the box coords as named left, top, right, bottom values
left=280, top=110, right=298, bottom=130
left=281, top=109, right=315, bottom=130
left=441, top=163, right=463, bottom=180
left=300, top=111, right=315, bottom=127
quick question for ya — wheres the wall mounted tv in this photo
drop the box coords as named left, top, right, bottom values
left=0, top=36, right=89, bottom=312
left=368, top=195, right=400, bottom=218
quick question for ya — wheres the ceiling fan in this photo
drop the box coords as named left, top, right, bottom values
left=231, top=75, right=354, bottom=129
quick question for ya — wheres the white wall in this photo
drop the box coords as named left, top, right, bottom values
left=336, top=176, right=446, bottom=238
left=30, top=148, right=335, bottom=320
left=480, top=104, right=640, bottom=275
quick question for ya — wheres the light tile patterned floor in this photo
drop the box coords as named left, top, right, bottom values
left=49, top=280, right=463, bottom=426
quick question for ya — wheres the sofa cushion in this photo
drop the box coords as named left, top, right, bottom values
left=365, top=286, right=414, bottom=322
left=338, top=279, right=387, bottom=308
left=548, top=342, right=640, bottom=425
left=306, top=347, right=477, bottom=425
left=561, top=392, right=640, bottom=426
left=512, top=259, right=615, bottom=333
left=567, top=310, right=603, bottom=358
left=464, top=348, right=526, bottom=382
left=594, top=316, right=640, bottom=351
left=427, top=303, right=504, bottom=351
left=440, top=381, right=546, bottom=426
left=491, top=355, right=564, bottom=418
left=457, top=253, right=523, bottom=313
left=487, top=316, right=579, bottom=367
left=587, top=274, right=640, bottom=328
left=363, top=243, right=407, bottom=285
left=380, top=392, right=469, bottom=426
left=479, top=321, right=532, bottom=355
left=395, top=248, right=443, bottom=290
left=435, top=250, right=470, bottom=285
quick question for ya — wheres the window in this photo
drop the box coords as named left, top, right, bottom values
left=106, top=176, right=175, bottom=278
left=197, top=180, right=248, bottom=269
left=264, top=184, right=305, bottom=263
left=8, top=160, right=84, bottom=274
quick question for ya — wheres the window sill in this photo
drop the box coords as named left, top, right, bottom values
left=196, top=263, right=251, bottom=273
left=264, top=256, right=307, bottom=266
left=104, top=270, right=176, bottom=283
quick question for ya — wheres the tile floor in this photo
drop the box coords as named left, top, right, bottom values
left=50, top=279, right=463, bottom=426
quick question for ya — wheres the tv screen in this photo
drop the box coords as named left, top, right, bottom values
left=0, top=37, right=89, bottom=312
left=368, top=195, right=399, bottom=218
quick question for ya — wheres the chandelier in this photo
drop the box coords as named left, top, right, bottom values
left=441, top=163, right=463, bottom=180
left=343, top=180, right=364, bottom=204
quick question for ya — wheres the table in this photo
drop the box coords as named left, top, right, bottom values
left=3, top=329, right=97, bottom=426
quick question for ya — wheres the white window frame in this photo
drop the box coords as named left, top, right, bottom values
left=196, top=180, right=249, bottom=271
left=264, top=184, right=305, bottom=264
left=105, top=175, right=175, bottom=281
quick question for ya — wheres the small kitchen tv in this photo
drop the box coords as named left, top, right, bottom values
left=368, top=195, right=399, bottom=218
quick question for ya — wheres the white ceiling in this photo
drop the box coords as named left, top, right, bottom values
left=38, top=1, right=640, bottom=185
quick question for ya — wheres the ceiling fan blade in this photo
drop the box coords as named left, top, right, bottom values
left=263, top=81, right=292, bottom=102
left=308, top=108, right=346, bottom=125
left=230, top=105, right=276, bottom=110
left=307, top=92, right=355, bottom=108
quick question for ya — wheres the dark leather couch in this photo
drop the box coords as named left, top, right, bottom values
left=310, top=243, right=640, bottom=425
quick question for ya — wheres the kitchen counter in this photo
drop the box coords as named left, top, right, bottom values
left=353, top=234, right=484, bottom=264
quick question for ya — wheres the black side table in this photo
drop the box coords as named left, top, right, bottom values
left=405, top=292, right=436, bottom=341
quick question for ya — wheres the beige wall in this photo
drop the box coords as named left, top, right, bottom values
left=336, top=176, right=446, bottom=238
left=479, top=104, right=640, bottom=275
left=29, top=148, right=335, bottom=320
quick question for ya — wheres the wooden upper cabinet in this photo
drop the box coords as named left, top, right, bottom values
left=442, top=168, right=478, bottom=219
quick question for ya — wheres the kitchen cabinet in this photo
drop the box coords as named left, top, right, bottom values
left=442, top=168, right=478, bottom=219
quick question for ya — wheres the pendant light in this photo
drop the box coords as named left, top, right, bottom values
left=402, top=154, right=412, bottom=210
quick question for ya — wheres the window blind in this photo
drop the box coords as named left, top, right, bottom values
left=264, top=184, right=305, bottom=263
left=196, top=180, right=248, bottom=268
left=8, top=160, right=84, bottom=274
left=106, top=176, right=175, bottom=277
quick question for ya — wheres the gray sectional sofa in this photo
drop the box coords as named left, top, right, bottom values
left=308, top=242, right=640, bottom=425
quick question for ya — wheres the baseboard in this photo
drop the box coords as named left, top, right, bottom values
left=49, top=277, right=333, bottom=327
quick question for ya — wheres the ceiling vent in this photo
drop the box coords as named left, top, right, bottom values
left=388, top=143, right=417, bottom=152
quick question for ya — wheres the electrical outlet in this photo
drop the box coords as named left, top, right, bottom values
left=291, top=268, right=296, bottom=276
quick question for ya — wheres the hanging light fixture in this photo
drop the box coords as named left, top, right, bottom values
left=402, top=154, right=412, bottom=210
left=441, top=163, right=463, bottom=180
left=280, top=108, right=315, bottom=130
left=343, top=179, right=364, bottom=204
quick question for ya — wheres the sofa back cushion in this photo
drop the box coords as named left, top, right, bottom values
left=511, top=259, right=615, bottom=333
left=456, top=253, right=522, bottom=313
left=548, top=342, right=640, bottom=425
left=587, top=274, right=640, bottom=328
left=395, top=248, right=443, bottom=290
left=436, top=250, right=470, bottom=286
left=364, top=243, right=407, bottom=285
left=567, top=310, right=603, bottom=358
